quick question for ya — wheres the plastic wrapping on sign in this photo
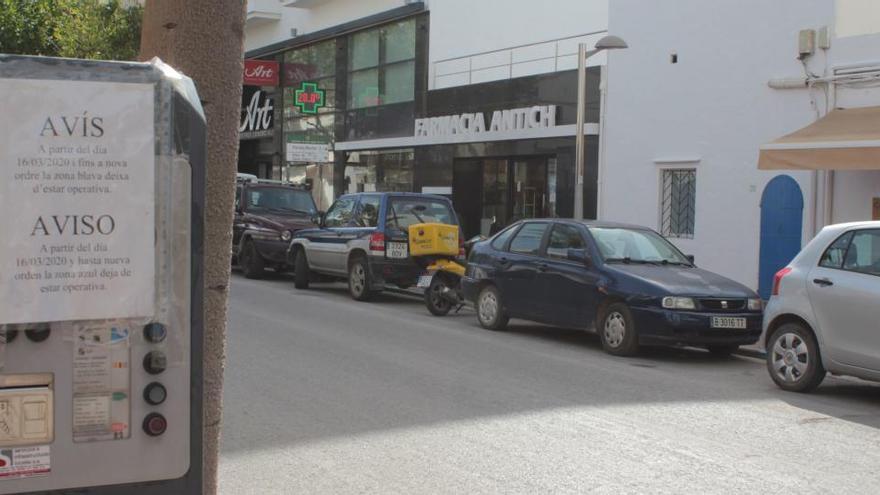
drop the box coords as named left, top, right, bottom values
left=0, top=55, right=202, bottom=492
left=0, top=54, right=199, bottom=360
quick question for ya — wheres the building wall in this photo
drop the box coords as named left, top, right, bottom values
left=427, top=0, right=608, bottom=87
left=246, top=0, right=610, bottom=88
left=244, top=0, right=404, bottom=52
left=603, top=0, right=880, bottom=290
left=835, top=0, right=880, bottom=38
left=602, top=0, right=833, bottom=290
left=828, top=2, right=880, bottom=224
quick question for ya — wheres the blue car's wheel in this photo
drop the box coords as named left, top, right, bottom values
left=476, top=285, right=508, bottom=331
left=599, top=303, right=639, bottom=356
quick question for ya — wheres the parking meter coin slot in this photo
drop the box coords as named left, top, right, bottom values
left=143, top=351, right=167, bottom=375
left=142, top=412, right=167, bottom=437
left=143, top=382, right=167, bottom=406
left=143, top=323, right=167, bottom=343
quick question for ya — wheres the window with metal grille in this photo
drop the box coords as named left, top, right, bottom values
left=661, top=169, right=696, bottom=238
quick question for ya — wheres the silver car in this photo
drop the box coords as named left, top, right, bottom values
left=763, top=221, right=880, bottom=392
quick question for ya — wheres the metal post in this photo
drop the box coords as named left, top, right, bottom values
left=574, top=43, right=587, bottom=219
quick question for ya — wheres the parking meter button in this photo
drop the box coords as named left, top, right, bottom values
left=143, top=323, right=167, bottom=343
left=143, top=413, right=167, bottom=437
left=144, top=382, right=167, bottom=406
left=25, top=326, right=50, bottom=342
left=143, top=351, right=167, bottom=375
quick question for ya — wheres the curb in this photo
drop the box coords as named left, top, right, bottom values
left=734, top=346, right=766, bottom=360
left=385, top=286, right=769, bottom=360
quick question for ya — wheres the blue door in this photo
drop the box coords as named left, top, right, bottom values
left=759, top=175, right=804, bottom=299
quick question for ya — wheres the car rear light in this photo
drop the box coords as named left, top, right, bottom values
left=771, top=267, right=792, bottom=296
left=459, top=234, right=465, bottom=258
left=369, top=231, right=385, bottom=252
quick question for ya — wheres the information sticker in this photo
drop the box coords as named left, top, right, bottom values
left=0, top=79, right=155, bottom=325
left=72, top=322, right=131, bottom=442
left=0, top=446, right=50, bottom=481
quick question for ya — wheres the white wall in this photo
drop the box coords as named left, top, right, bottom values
left=602, top=0, right=839, bottom=290
left=832, top=171, right=880, bottom=222
left=836, top=0, right=880, bottom=37
left=427, top=0, right=608, bottom=87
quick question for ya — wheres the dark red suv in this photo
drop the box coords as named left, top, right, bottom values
left=233, top=174, right=318, bottom=278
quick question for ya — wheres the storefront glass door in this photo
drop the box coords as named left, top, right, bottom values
left=453, top=156, right=554, bottom=238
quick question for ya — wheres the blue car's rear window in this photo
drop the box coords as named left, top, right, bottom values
left=386, top=198, right=455, bottom=230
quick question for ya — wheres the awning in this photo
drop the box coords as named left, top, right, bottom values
left=758, top=106, right=880, bottom=170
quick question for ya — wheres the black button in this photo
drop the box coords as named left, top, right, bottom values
left=142, top=413, right=167, bottom=436
left=143, top=323, right=167, bottom=343
left=143, top=351, right=167, bottom=375
left=143, top=382, right=167, bottom=406
left=25, top=326, right=50, bottom=342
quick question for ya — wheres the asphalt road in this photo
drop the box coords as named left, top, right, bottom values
left=219, top=273, right=880, bottom=494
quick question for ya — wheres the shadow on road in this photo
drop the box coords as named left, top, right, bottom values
left=223, top=273, right=880, bottom=453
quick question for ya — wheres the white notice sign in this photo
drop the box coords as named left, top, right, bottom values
left=286, top=142, right=329, bottom=163
left=0, top=79, right=155, bottom=325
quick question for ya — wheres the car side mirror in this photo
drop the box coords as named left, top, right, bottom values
left=311, top=211, right=325, bottom=226
left=686, top=254, right=695, bottom=264
left=567, top=248, right=591, bottom=266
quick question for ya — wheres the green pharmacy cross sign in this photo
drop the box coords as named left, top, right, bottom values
left=294, top=81, right=326, bottom=114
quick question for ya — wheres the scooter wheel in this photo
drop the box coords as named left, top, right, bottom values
left=424, top=275, right=453, bottom=316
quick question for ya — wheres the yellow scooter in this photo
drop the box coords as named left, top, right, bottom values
left=408, top=223, right=470, bottom=316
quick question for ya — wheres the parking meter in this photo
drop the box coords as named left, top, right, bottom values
left=0, top=55, right=205, bottom=494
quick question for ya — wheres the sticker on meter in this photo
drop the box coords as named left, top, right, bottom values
left=72, top=322, right=131, bottom=442
left=0, top=446, right=50, bottom=481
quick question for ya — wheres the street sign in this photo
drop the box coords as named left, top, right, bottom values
left=0, top=55, right=205, bottom=495
left=286, top=142, right=330, bottom=163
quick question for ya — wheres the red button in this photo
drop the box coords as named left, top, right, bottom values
left=143, top=413, right=167, bottom=436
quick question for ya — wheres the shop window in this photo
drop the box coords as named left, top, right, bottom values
left=284, top=39, right=336, bottom=84
left=383, top=20, right=416, bottom=63
left=283, top=40, right=338, bottom=166
left=350, top=29, right=380, bottom=71
left=661, top=169, right=696, bottom=239
left=383, top=61, right=415, bottom=105
left=347, top=18, right=416, bottom=109
left=345, top=149, right=414, bottom=193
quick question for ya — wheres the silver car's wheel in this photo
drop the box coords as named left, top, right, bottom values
left=347, top=257, right=375, bottom=301
left=771, top=333, right=809, bottom=384
left=765, top=322, right=825, bottom=392
left=604, top=311, right=626, bottom=348
left=350, top=264, right=365, bottom=294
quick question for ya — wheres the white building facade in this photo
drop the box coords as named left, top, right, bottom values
left=602, top=0, right=880, bottom=297
left=240, top=0, right=611, bottom=237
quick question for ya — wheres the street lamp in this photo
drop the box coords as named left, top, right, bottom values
left=574, top=35, right=628, bottom=219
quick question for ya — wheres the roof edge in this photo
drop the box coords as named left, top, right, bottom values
left=245, top=2, right=426, bottom=59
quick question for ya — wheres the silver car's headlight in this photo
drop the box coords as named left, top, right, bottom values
left=280, top=230, right=292, bottom=242
left=662, top=296, right=697, bottom=310
left=748, top=298, right=763, bottom=311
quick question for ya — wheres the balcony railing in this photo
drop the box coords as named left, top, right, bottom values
left=432, top=31, right=607, bottom=90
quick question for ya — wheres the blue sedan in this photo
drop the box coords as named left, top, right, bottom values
left=461, top=219, right=764, bottom=356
